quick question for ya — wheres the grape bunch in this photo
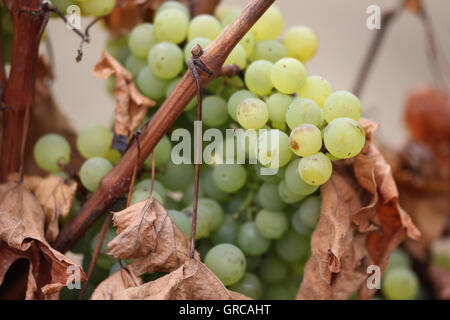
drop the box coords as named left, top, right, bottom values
left=33, top=2, right=370, bottom=300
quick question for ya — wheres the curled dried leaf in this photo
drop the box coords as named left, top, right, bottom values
left=94, top=51, right=155, bottom=139
left=91, top=265, right=142, bottom=300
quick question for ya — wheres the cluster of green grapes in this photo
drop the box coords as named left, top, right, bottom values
left=33, top=2, right=370, bottom=300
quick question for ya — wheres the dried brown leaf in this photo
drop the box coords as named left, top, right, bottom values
left=107, top=197, right=198, bottom=276
left=90, top=265, right=142, bottom=300
left=94, top=51, right=155, bottom=139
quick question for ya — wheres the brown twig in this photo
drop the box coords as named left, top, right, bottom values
left=54, top=0, right=276, bottom=253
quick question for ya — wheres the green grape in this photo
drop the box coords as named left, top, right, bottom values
left=259, top=255, right=289, bottom=284
left=188, top=14, right=222, bottom=41
left=210, top=214, right=239, bottom=245
left=128, top=23, right=156, bottom=59
left=237, top=222, right=271, bottom=256
left=244, top=60, right=274, bottom=96
left=323, top=91, right=362, bottom=123
left=324, top=118, right=366, bottom=159
left=184, top=37, right=211, bottom=62
left=202, top=169, right=230, bottom=203
left=298, top=76, right=333, bottom=108
left=257, top=182, right=287, bottom=212
left=182, top=183, right=204, bottom=207
left=227, top=90, right=257, bottom=121
left=103, top=148, right=122, bottom=166
left=298, top=152, right=332, bottom=186
left=158, top=161, right=194, bottom=191
left=79, top=0, right=115, bottom=17
left=79, top=157, right=113, bottom=192
left=137, top=67, right=171, bottom=100
left=271, top=57, right=307, bottom=95
left=144, top=135, right=172, bottom=168
left=275, top=230, right=309, bottom=263
left=166, top=77, right=197, bottom=110
left=240, top=31, right=256, bottom=57
left=386, top=249, right=412, bottom=272
left=266, top=93, right=293, bottom=127
left=382, top=267, right=419, bottom=300
left=202, top=96, right=229, bottom=127
left=154, top=8, right=189, bottom=44
left=291, top=211, right=313, bottom=236
left=298, top=196, right=321, bottom=229
left=220, top=7, right=241, bottom=26
left=283, top=26, right=318, bottom=62
left=255, top=210, right=288, bottom=240
left=246, top=255, right=262, bottom=272
left=130, top=189, right=164, bottom=205
left=250, top=5, right=284, bottom=41
left=262, top=283, right=293, bottom=300
left=278, top=181, right=305, bottom=204
left=125, top=55, right=147, bottom=78
left=236, top=98, right=269, bottom=130
left=212, top=164, right=247, bottom=194
left=229, top=272, right=263, bottom=300
left=148, top=42, right=183, bottom=80
left=77, top=125, right=113, bottom=159
left=182, top=206, right=210, bottom=239
left=135, top=179, right=166, bottom=199
left=205, top=244, right=246, bottom=286
left=169, top=210, right=191, bottom=237
left=224, top=43, right=247, bottom=69
left=285, top=159, right=318, bottom=196
left=155, top=1, right=190, bottom=18
left=90, top=229, right=117, bottom=270
left=33, top=134, right=71, bottom=173
left=289, top=124, right=322, bottom=157
left=106, top=36, right=129, bottom=65
left=251, top=39, right=287, bottom=63
left=258, top=129, right=292, bottom=169
left=198, top=198, right=224, bottom=232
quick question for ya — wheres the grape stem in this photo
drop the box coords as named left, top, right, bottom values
left=54, top=0, right=276, bottom=253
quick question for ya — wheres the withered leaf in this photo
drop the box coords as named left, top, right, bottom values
left=0, top=182, right=85, bottom=299
left=94, top=51, right=155, bottom=139
left=107, top=197, right=198, bottom=276
left=91, top=265, right=142, bottom=300
left=22, top=175, right=77, bottom=242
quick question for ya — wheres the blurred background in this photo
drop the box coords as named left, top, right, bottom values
left=46, top=0, right=450, bottom=148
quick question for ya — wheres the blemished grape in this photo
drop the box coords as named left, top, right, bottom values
left=283, top=26, right=318, bottom=62
left=259, top=255, right=289, bottom=284
left=77, top=125, right=113, bottom=159
left=271, top=58, right=307, bottom=95
left=154, top=8, right=189, bottom=44
left=256, top=182, right=287, bottom=212
left=255, top=210, right=288, bottom=240
left=202, top=96, right=229, bottom=127
left=128, top=23, right=156, bottom=59
left=224, top=44, right=247, bottom=69
left=266, top=93, right=293, bottom=128
left=323, top=91, right=362, bottom=123
left=90, top=228, right=117, bottom=270
left=285, top=159, right=318, bottom=196
left=79, top=0, right=115, bottom=17
left=237, top=222, right=272, bottom=256
left=298, top=196, right=321, bottom=229
left=382, top=267, right=419, bottom=300
left=188, top=14, right=222, bottom=41
left=184, top=37, right=211, bottom=62
left=275, top=230, right=309, bottom=263
left=228, top=90, right=257, bottom=122
left=198, top=198, right=224, bottom=232
left=250, top=5, right=284, bottom=41
left=213, top=164, right=247, bottom=193
left=144, top=135, right=172, bottom=168
left=298, top=76, right=333, bottom=108
left=182, top=206, right=211, bottom=239
left=130, top=189, right=164, bottom=205
left=386, top=249, right=412, bottom=272
left=244, top=60, right=274, bottom=96
left=155, top=1, right=190, bottom=18
left=324, top=118, right=366, bottom=159
left=286, top=98, right=323, bottom=130
left=251, top=40, right=287, bottom=63
left=237, top=98, right=269, bottom=130
left=298, top=152, right=333, bottom=186
left=169, top=210, right=192, bottom=237
left=125, top=55, right=147, bottom=78
left=204, top=244, right=246, bottom=286
left=148, top=42, right=184, bottom=80
left=33, top=134, right=71, bottom=173
left=158, top=161, right=194, bottom=191
left=79, top=157, right=113, bottom=192
left=137, top=67, right=171, bottom=100
left=278, top=180, right=305, bottom=204
left=240, top=32, right=256, bottom=58
left=229, top=272, right=263, bottom=300
left=289, top=124, right=322, bottom=157
left=210, top=215, right=239, bottom=245
left=258, top=129, right=292, bottom=169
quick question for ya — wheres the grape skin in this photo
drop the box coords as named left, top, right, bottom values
left=79, top=157, right=113, bottom=192
left=289, top=124, right=322, bottom=157
left=34, top=134, right=71, bottom=173
left=204, top=244, right=246, bottom=286
left=271, top=58, right=308, bottom=94
left=298, top=152, right=333, bottom=186
left=324, top=118, right=366, bottom=159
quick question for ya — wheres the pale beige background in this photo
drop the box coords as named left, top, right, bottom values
left=46, top=0, right=450, bottom=148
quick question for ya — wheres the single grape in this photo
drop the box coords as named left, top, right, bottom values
left=182, top=206, right=211, bottom=239
left=382, top=267, right=419, bottom=300
left=154, top=8, right=189, bottom=44
left=155, top=1, right=190, bottom=18
left=298, top=75, right=333, bottom=108
left=77, top=125, right=113, bottom=159
left=283, top=26, right=318, bottom=62
left=184, top=37, right=211, bottom=62
left=298, top=196, right=321, bottom=229
left=324, top=118, right=366, bottom=159
left=79, top=157, right=113, bottom=192
left=227, top=90, right=257, bottom=121
left=144, top=135, right=172, bottom=169
left=285, top=159, right=319, bottom=196
left=33, top=134, right=71, bottom=173
left=258, top=129, right=292, bottom=169
left=125, top=55, right=147, bottom=78
left=244, top=60, right=274, bottom=96
left=128, top=23, right=156, bottom=59
left=188, top=14, right=222, bottom=41
left=148, top=42, right=183, bottom=80
left=198, top=198, right=224, bottom=232
left=202, top=169, right=230, bottom=203
left=205, top=244, right=246, bottom=286
left=323, top=91, right=362, bottom=123
left=213, top=164, right=247, bottom=193
left=210, top=214, right=239, bottom=245
left=289, top=124, right=322, bottom=157
left=229, top=272, right=263, bottom=300
left=255, top=209, right=288, bottom=239
left=256, top=182, right=287, bottom=212
left=240, top=31, right=256, bottom=58
left=278, top=180, right=305, bottom=204
left=137, top=67, right=171, bottom=100
left=271, top=58, right=307, bottom=95
left=298, top=152, right=333, bottom=186
left=90, top=228, right=117, bottom=270
left=266, top=93, right=293, bottom=127
left=251, top=5, right=284, bottom=41
left=224, top=43, right=247, bottom=69
left=79, top=0, right=115, bottom=17
left=169, top=210, right=191, bottom=237
left=275, top=230, right=310, bottom=263
left=157, top=161, right=194, bottom=191
left=236, top=98, right=269, bottom=130
left=238, top=222, right=272, bottom=257
left=250, top=39, right=287, bottom=63
left=202, top=96, right=229, bottom=127
left=259, top=255, right=289, bottom=284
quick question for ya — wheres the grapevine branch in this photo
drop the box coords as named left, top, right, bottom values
left=54, top=0, right=276, bottom=253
